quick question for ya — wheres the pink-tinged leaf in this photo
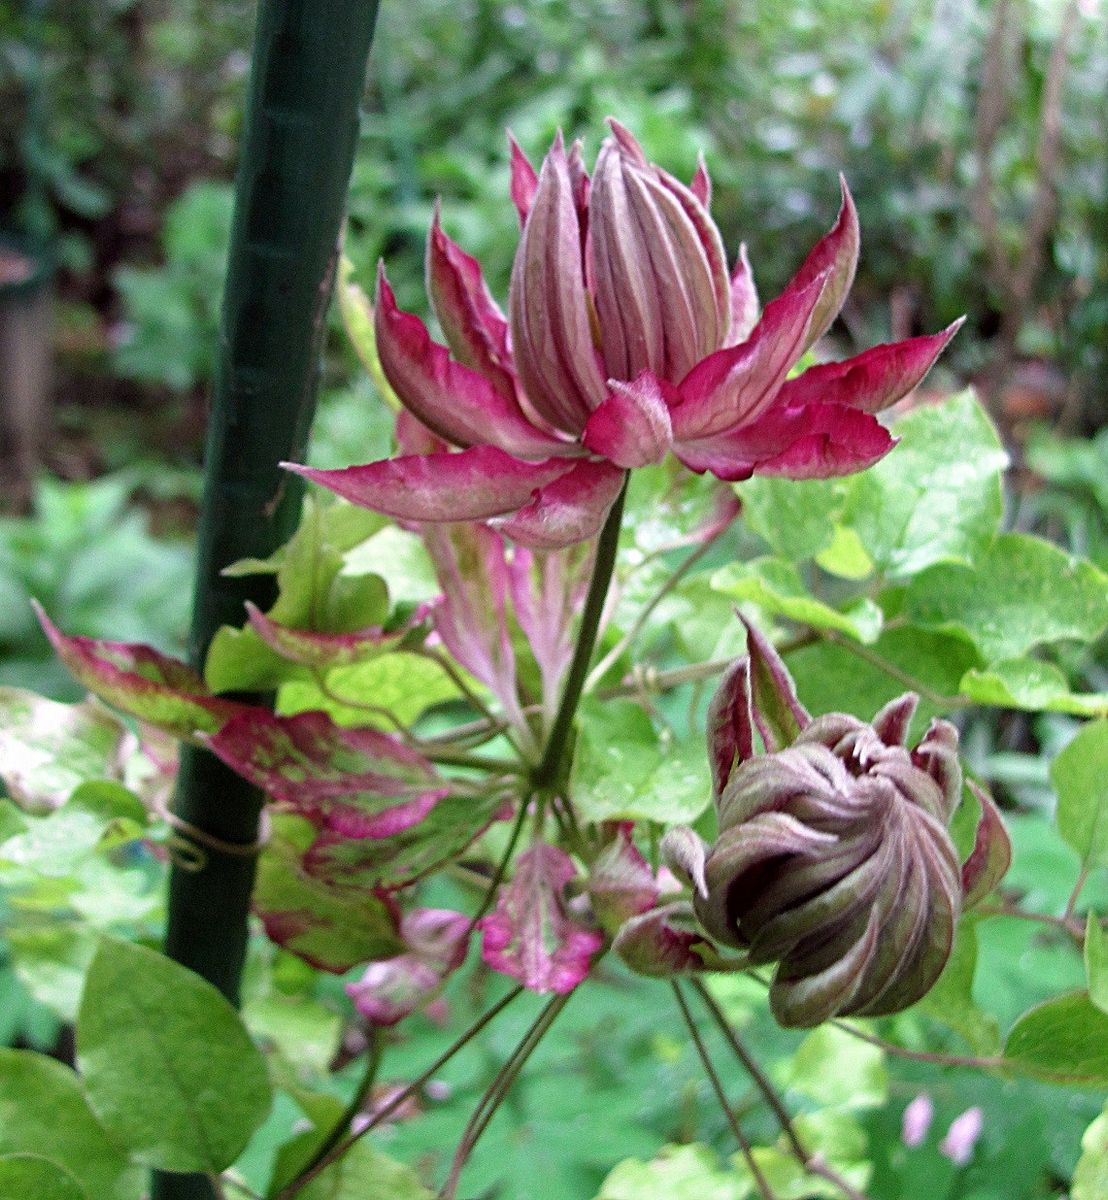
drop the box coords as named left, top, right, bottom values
left=706, top=657, right=755, bottom=796
left=283, top=449, right=576, bottom=524
left=422, top=523, right=524, bottom=729
left=727, top=243, right=759, bottom=346
left=961, top=782, right=1012, bottom=908
left=34, top=602, right=247, bottom=738
left=676, top=402, right=895, bottom=482
left=660, top=827, right=710, bottom=899
left=493, top=459, right=626, bottom=550
left=589, top=824, right=660, bottom=932
left=244, top=601, right=417, bottom=670
left=691, top=152, right=711, bottom=207
left=478, top=842, right=602, bottom=993
left=872, top=692, right=919, bottom=747
left=612, top=901, right=712, bottom=977
left=346, top=908, right=471, bottom=1025
left=787, top=175, right=859, bottom=351
left=740, top=614, right=810, bottom=752
left=207, top=709, right=447, bottom=839
left=670, top=271, right=829, bottom=442
left=304, top=790, right=510, bottom=891
left=508, top=131, right=538, bottom=226
left=777, top=320, right=964, bottom=415
left=426, top=207, right=513, bottom=382
left=582, top=372, right=675, bottom=468
left=254, top=815, right=403, bottom=972
left=507, top=541, right=592, bottom=723
left=376, top=268, right=565, bottom=458
left=509, top=132, right=608, bottom=434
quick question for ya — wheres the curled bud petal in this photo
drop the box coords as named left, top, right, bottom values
left=694, top=622, right=1006, bottom=1028
left=613, top=901, right=712, bottom=978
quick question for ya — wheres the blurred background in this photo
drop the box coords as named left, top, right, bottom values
left=0, top=0, right=1105, bottom=699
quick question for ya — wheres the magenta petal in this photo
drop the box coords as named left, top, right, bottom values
left=493, top=459, right=626, bottom=549
left=676, top=402, right=895, bottom=482
left=706, top=657, right=755, bottom=796
left=376, top=269, right=565, bottom=458
left=582, top=372, right=675, bottom=467
left=960, top=783, right=1012, bottom=909
left=786, top=175, right=860, bottom=351
left=727, top=243, right=759, bottom=346
left=478, top=842, right=602, bottom=993
left=508, top=131, right=539, bottom=227
left=777, top=320, right=964, bottom=415
left=671, top=270, right=829, bottom=442
left=425, top=210, right=516, bottom=393
left=691, top=152, right=711, bottom=207
left=284, top=449, right=575, bottom=524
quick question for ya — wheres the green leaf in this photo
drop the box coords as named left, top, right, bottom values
left=736, top=477, right=839, bottom=562
left=1051, top=720, right=1108, bottom=870
left=905, top=533, right=1108, bottom=663
left=0, top=688, right=127, bottom=812
left=960, top=659, right=1108, bottom=717
left=0, top=1154, right=89, bottom=1200
left=711, top=558, right=882, bottom=643
left=253, top=815, right=403, bottom=972
left=815, top=524, right=874, bottom=581
left=76, top=938, right=273, bottom=1172
left=298, top=1139, right=434, bottom=1200
left=781, top=1024, right=887, bottom=1109
left=277, top=653, right=458, bottom=729
left=1086, top=916, right=1108, bottom=1015
left=741, top=1110, right=872, bottom=1199
left=1004, top=992, right=1108, bottom=1085
left=840, top=389, right=1007, bottom=579
left=0, top=1050, right=139, bottom=1200
left=597, top=1142, right=747, bottom=1200
left=571, top=700, right=712, bottom=825
left=1073, top=1105, right=1108, bottom=1200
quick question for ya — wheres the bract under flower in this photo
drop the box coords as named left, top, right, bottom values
left=286, top=120, right=960, bottom=548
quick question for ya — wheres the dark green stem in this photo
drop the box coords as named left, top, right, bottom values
left=532, top=477, right=627, bottom=790
left=154, top=3, right=379, bottom=1199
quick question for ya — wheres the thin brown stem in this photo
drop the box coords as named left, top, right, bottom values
left=1063, top=866, right=1090, bottom=924
left=440, top=992, right=572, bottom=1199
left=671, top=981, right=778, bottom=1200
left=276, top=986, right=525, bottom=1199
left=831, top=1021, right=1005, bottom=1070
left=692, top=981, right=870, bottom=1200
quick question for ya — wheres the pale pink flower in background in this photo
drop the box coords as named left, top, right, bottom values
left=901, top=1094, right=934, bottom=1148
left=939, top=1106, right=984, bottom=1165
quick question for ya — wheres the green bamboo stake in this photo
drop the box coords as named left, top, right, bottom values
left=154, top=4, right=380, bottom=1198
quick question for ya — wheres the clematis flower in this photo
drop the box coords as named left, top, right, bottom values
left=286, top=121, right=960, bottom=548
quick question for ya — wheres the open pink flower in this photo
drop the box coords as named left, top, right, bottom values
left=287, top=121, right=960, bottom=548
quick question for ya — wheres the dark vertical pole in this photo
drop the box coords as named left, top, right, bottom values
left=154, top=3, right=380, bottom=1198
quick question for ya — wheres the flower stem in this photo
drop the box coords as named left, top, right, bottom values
left=532, top=476, right=628, bottom=790
left=671, top=981, right=778, bottom=1200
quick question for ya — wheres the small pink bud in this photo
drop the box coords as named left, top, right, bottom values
left=939, top=1107, right=984, bottom=1166
left=901, top=1094, right=934, bottom=1147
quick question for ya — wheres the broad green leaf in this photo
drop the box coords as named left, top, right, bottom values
left=299, top=1139, right=434, bottom=1200
left=253, top=816, right=403, bottom=972
left=0, top=1154, right=89, bottom=1200
left=786, top=625, right=979, bottom=730
left=277, top=653, right=459, bottom=730
left=7, top=927, right=96, bottom=1023
left=1051, top=720, right=1108, bottom=869
left=1086, top=916, right=1108, bottom=1015
left=815, top=524, right=874, bottom=580
left=840, top=389, right=1007, bottom=579
left=205, top=624, right=304, bottom=692
left=597, top=1142, right=747, bottom=1200
left=1004, top=992, right=1108, bottom=1085
left=244, top=991, right=342, bottom=1076
left=711, top=558, right=882, bottom=643
left=76, top=938, right=272, bottom=1172
left=737, top=477, right=839, bottom=562
left=960, top=659, right=1108, bottom=717
left=918, top=917, right=999, bottom=1054
left=905, top=533, right=1108, bottom=663
left=1073, top=1105, right=1108, bottom=1200
left=741, top=1110, right=871, bottom=1199
left=0, top=688, right=127, bottom=812
left=0, top=1050, right=139, bottom=1200
left=781, top=1024, right=887, bottom=1109
left=341, top=525, right=439, bottom=606
left=571, top=700, right=712, bottom=825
